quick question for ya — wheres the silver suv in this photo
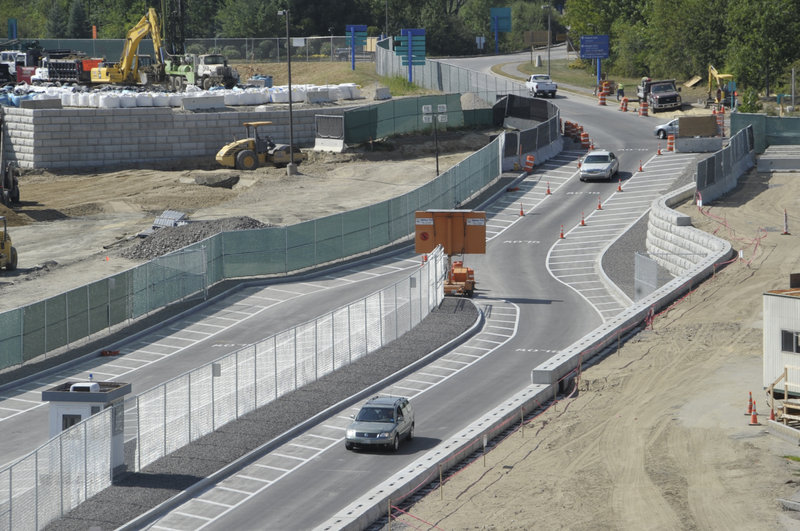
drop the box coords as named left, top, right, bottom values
left=345, top=396, right=414, bottom=452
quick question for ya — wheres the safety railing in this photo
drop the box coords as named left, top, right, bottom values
left=0, top=246, right=446, bottom=530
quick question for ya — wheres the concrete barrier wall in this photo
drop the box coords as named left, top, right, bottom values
left=1, top=105, right=352, bottom=170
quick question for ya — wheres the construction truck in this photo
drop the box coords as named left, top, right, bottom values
left=705, top=65, right=735, bottom=108
left=0, top=216, right=17, bottom=271
left=164, top=53, right=239, bottom=90
left=414, top=210, right=486, bottom=298
left=90, top=8, right=166, bottom=85
left=216, top=121, right=307, bottom=170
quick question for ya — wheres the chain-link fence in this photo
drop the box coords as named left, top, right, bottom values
left=695, top=125, right=754, bottom=204
left=34, top=36, right=374, bottom=64
left=0, top=245, right=445, bottom=531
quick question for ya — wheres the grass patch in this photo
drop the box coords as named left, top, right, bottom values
left=229, top=60, right=431, bottom=95
left=784, top=455, right=800, bottom=463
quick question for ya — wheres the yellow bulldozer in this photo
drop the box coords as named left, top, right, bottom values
left=0, top=216, right=17, bottom=271
left=216, top=121, right=307, bottom=170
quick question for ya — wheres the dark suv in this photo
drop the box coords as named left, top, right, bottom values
left=345, top=396, right=414, bottom=452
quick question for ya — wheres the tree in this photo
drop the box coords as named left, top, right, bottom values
left=66, top=0, right=90, bottom=38
left=725, top=0, right=800, bottom=94
left=46, top=1, right=68, bottom=38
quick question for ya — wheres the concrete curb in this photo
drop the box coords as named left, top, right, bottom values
left=116, top=302, right=485, bottom=531
left=531, top=183, right=734, bottom=388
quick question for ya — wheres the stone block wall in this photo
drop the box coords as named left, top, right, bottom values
left=0, top=104, right=352, bottom=170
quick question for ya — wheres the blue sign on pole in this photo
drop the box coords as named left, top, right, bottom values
left=489, top=8, right=511, bottom=55
left=394, top=28, right=426, bottom=83
left=345, top=24, right=368, bottom=70
left=579, top=35, right=609, bottom=59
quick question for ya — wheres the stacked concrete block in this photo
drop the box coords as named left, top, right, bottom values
left=1, top=105, right=356, bottom=170
left=646, top=184, right=728, bottom=277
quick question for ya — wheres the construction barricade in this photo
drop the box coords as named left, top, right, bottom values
left=667, top=134, right=675, bottom=152
left=619, top=97, right=628, bottom=112
left=524, top=155, right=535, bottom=173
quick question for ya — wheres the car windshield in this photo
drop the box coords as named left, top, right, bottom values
left=356, top=407, right=394, bottom=422
left=584, top=155, right=610, bottom=164
left=651, top=84, right=673, bottom=93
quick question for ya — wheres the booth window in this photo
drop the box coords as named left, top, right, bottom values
left=782, top=330, right=800, bottom=353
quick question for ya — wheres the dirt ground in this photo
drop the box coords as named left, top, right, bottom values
left=0, top=129, right=493, bottom=310
left=395, top=170, right=800, bottom=530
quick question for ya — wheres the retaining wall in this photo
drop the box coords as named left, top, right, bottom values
left=646, top=184, right=727, bottom=276
left=0, top=104, right=352, bottom=170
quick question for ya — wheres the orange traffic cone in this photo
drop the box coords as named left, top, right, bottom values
left=422, top=254, right=428, bottom=264
left=519, top=202, right=524, bottom=216
left=638, top=160, right=644, bottom=172
left=590, top=141, right=595, bottom=150
left=745, top=391, right=753, bottom=416
left=597, top=197, right=603, bottom=210
left=546, top=182, right=551, bottom=195
left=580, top=212, right=586, bottom=226
left=657, top=144, right=662, bottom=155
left=770, top=407, right=776, bottom=421
left=750, top=400, right=761, bottom=426
left=559, top=225, right=565, bottom=239
left=617, top=179, right=622, bottom=192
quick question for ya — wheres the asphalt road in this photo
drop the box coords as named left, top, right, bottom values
left=11, top=51, right=699, bottom=530
left=138, top=58, right=698, bottom=530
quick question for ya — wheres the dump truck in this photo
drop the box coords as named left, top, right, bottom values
left=636, top=77, right=682, bottom=112
left=0, top=216, right=17, bottom=271
left=216, top=121, right=307, bottom=170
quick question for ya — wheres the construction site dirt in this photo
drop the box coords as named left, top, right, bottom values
left=0, top=129, right=496, bottom=310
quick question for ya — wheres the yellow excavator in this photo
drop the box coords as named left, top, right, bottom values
left=90, top=8, right=166, bottom=84
left=706, top=65, right=734, bottom=108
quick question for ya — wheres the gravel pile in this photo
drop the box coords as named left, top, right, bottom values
left=43, top=297, right=479, bottom=531
left=121, top=216, right=269, bottom=261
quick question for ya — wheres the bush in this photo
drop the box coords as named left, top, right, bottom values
left=222, top=46, right=241, bottom=60
left=737, top=87, right=762, bottom=113
left=186, top=43, right=206, bottom=55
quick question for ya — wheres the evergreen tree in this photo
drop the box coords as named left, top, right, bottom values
left=67, top=0, right=90, bottom=38
left=46, top=1, right=68, bottom=38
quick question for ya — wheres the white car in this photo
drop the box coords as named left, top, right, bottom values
left=580, top=150, right=619, bottom=182
left=654, top=119, right=679, bottom=139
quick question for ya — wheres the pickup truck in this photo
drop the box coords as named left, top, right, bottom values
left=636, top=78, right=682, bottom=112
left=526, top=74, right=557, bottom=98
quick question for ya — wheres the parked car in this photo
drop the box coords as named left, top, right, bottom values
left=654, top=119, right=679, bottom=139
left=579, top=150, right=620, bottom=182
left=345, top=395, right=414, bottom=451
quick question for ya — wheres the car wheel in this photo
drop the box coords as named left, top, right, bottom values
left=345, top=442, right=354, bottom=451
left=391, top=434, right=400, bottom=452
left=658, top=130, right=666, bottom=139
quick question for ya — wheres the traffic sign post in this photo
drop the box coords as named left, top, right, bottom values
left=345, top=24, right=367, bottom=71
left=489, top=8, right=511, bottom=55
left=580, top=35, right=610, bottom=90
left=394, top=28, right=426, bottom=83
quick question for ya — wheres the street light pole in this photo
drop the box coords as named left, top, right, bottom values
left=278, top=9, right=297, bottom=176
left=541, top=4, right=551, bottom=78
left=546, top=5, right=551, bottom=78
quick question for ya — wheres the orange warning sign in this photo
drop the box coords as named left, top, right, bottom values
left=414, top=210, right=486, bottom=255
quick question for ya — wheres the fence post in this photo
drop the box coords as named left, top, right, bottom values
left=188, top=372, right=193, bottom=442
left=163, top=386, right=168, bottom=457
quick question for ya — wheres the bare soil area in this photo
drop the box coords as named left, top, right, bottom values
left=0, top=129, right=495, bottom=310
left=395, top=170, right=800, bottom=530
